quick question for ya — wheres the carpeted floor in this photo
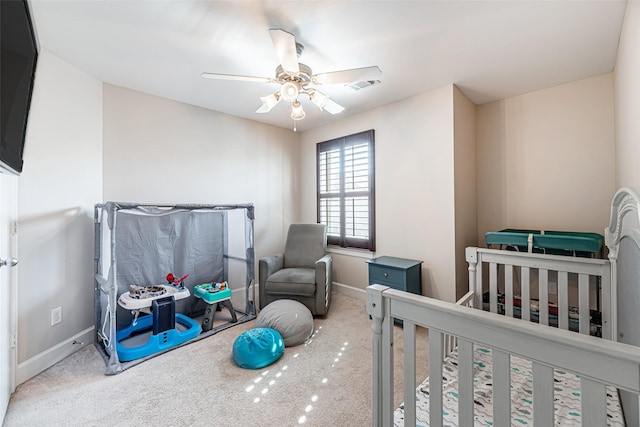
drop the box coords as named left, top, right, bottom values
left=3, top=293, right=428, bottom=427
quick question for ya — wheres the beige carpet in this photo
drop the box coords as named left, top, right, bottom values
left=3, top=293, right=428, bottom=427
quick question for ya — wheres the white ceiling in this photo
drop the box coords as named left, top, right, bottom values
left=29, top=0, right=627, bottom=132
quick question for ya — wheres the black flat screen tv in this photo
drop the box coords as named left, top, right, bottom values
left=1, top=0, right=38, bottom=175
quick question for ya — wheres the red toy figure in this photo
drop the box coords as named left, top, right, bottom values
left=166, top=272, right=189, bottom=289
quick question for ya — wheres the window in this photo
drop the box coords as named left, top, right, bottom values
left=317, top=129, right=375, bottom=251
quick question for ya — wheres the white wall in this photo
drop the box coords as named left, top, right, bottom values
left=476, top=73, right=616, bottom=242
left=102, top=84, right=301, bottom=271
left=300, top=85, right=459, bottom=302
left=615, top=1, right=640, bottom=193
left=300, top=76, right=615, bottom=302
left=17, top=50, right=103, bottom=379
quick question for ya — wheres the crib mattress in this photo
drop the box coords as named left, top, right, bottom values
left=394, top=346, right=624, bottom=426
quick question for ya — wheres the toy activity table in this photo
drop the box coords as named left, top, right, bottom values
left=191, top=282, right=237, bottom=332
left=485, top=228, right=603, bottom=257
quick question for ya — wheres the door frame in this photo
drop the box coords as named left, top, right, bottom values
left=1, top=173, right=19, bottom=421
left=9, top=212, right=17, bottom=394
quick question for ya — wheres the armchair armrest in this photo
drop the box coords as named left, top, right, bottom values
left=259, top=253, right=284, bottom=288
left=314, top=254, right=333, bottom=315
left=259, top=253, right=284, bottom=310
left=315, top=255, right=332, bottom=284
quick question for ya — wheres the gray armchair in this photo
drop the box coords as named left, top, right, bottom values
left=259, top=223, right=333, bottom=316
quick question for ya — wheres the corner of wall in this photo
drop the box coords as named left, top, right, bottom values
left=453, top=86, right=478, bottom=299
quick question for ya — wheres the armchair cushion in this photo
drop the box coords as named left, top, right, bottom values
left=284, top=224, right=327, bottom=268
left=265, top=268, right=316, bottom=297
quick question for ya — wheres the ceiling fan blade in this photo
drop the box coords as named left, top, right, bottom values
left=312, top=66, right=382, bottom=85
left=201, top=72, right=274, bottom=84
left=323, top=98, right=345, bottom=115
left=269, top=29, right=300, bottom=74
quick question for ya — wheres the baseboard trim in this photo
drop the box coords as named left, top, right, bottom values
left=333, top=282, right=365, bottom=300
left=16, top=326, right=95, bottom=386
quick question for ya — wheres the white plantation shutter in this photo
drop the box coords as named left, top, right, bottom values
left=317, top=130, right=375, bottom=250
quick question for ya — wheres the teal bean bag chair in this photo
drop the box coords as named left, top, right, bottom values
left=232, top=328, right=285, bottom=369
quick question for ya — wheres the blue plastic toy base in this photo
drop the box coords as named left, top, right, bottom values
left=116, top=313, right=202, bottom=362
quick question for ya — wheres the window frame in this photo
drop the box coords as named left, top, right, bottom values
left=316, top=129, right=376, bottom=251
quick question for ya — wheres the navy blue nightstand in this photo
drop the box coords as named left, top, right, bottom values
left=367, top=256, right=423, bottom=324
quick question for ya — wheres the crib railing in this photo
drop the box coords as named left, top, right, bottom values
left=366, top=284, right=640, bottom=427
left=466, top=247, right=612, bottom=339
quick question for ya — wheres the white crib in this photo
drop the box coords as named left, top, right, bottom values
left=367, top=188, right=640, bottom=426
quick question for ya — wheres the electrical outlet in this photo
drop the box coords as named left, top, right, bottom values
left=51, top=306, right=62, bottom=326
left=549, top=281, right=558, bottom=295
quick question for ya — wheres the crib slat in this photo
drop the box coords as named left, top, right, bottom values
left=447, top=334, right=456, bottom=357
left=429, top=331, right=443, bottom=427
left=580, top=378, right=606, bottom=427
left=521, top=267, right=531, bottom=321
left=403, top=322, right=417, bottom=427
left=600, top=265, right=612, bottom=340
left=539, top=269, right=549, bottom=326
left=558, top=271, right=569, bottom=331
left=532, top=362, right=554, bottom=426
left=490, top=262, right=498, bottom=313
left=505, top=264, right=514, bottom=317
left=579, top=273, right=590, bottom=335
left=443, top=334, right=452, bottom=359
left=492, top=349, right=511, bottom=426
left=459, top=339, right=474, bottom=426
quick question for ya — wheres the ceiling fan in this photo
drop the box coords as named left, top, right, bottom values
left=201, top=29, right=382, bottom=126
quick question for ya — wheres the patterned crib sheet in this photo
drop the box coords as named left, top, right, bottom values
left=394, top=346, right=624, bottom=426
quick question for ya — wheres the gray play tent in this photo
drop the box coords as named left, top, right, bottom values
left=94, top=202, right=256, bottom=375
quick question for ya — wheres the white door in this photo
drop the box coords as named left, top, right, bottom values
left=0, top=172, right=18, bottom=422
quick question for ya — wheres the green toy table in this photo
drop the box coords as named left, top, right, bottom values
left=485, top=229, right=604, bottom=258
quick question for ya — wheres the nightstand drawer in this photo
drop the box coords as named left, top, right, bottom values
left=369, top=265, right=404, bottom=285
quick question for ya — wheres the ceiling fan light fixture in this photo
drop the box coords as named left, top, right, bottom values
left=291, top=100, right=305, bottom=120
left=310, top=91, right=329, bottom=110
left=203, top=29, right=380, bottom=123
left=280, top=81, right=299, bottom=102
left=257, top=92, right=281, bottom=113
